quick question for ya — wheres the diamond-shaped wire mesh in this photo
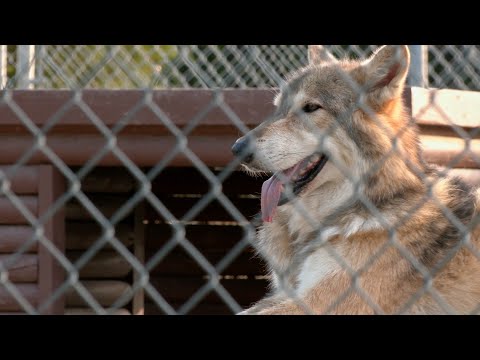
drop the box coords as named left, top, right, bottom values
left=4, top=45, right=480, bottom=90
left=0, top=45, right=479, bottom=315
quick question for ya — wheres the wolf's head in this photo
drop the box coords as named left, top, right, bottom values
left=232, top=45, right=424, bottom=222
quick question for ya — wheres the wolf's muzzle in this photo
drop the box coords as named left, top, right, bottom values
left=231, top=136, right=254, bottom=164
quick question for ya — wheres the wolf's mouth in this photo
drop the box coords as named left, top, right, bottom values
left=261, top=153, right=328, bottom=222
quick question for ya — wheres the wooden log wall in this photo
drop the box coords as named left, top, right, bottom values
left=0, top=165, right=268, bottom=315
left=63, top=167, right=136, bottom=315
left=0, top=165, right=65, bottom=314
left=0, top=166, right=136, bottom=315
left=61, top=167, right=268, bottom=315
left=144, top=167, right=268, bottom=315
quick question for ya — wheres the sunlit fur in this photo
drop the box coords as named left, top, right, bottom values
left=237, top=45, right=480, bottom=315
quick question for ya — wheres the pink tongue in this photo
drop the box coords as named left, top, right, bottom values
left=261, top=163, right=302, bottom=222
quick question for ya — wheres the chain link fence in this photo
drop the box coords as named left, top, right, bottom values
left=0, top=45, right=479, bottom=315
left=2, top=45, right=480, bottom=90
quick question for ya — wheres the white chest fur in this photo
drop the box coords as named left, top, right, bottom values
left=293, top=215, right=383, bottom=295
left=296, top=245, right=342, bottom=295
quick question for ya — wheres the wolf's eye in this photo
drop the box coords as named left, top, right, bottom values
left=302, top=103, right=322, bottom=113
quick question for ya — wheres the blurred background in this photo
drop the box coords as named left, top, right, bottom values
left=2, top=45, right=480, bottom=90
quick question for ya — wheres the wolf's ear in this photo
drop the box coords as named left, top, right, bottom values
left=362, top=45, right=410, bottom=102
left=308, top=45, right=338, bottom=65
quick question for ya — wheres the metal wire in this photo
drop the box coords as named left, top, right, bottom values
left=0, top=45, right=479, bottom=315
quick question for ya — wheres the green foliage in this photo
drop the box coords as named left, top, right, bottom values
left=39, top=45, right=179, bottom=89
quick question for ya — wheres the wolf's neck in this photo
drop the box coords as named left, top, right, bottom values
left=280, top=180, right=355, bottom=237
left=362, top=152, right=427, bottom=208
left=360, top=108, right=427, bottom=205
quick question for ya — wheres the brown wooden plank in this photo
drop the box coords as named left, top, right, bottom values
left=78, top=167, right=136, bottom=193
left=67, top=250, right=132, bottom=279
left=0, top=254, right=37, bottom=283
left=0, top=312, right=27, bottom=315
left=0, top=131, right=476, bottom=169
left=0, top=134, right=240, bottom=167
left=147, top=277, right=268, bottom=306
left=65, top=307, right=131, bottom=315
left=0, top=166, right=39, bottom=194
left=145, top=301, right=237, bottom=315
left=5, top=87, right=480, bottom=131
left=147, top=248, right=265, bottom=277
left=67, top=194, right=259, bottom=222
left=419, top=125, right=480, bottom=139
left=146, top=224, right=248, bottom=253
left=1, top=88, right=480, bottom=168
left=0, top=284, right=38, bottom=311
left=66, top=222, right=134, bottom=250
left=0, top=224, right=251, bottom=253
left=222, top=171, right=266, bottom=195
left=133, top=202, right=145, bottom=315
left=0, top=196, right=37, bottom=224
left=7, top=88, right=464, bottom=133
left=146, top=196, right=260, bottom=222
left=412, top=87, right=480, bottom=128
left=65, top=280, right=132, bottom=307
left=0, top=132, right=475, bottom=169
left=38, top=166, right=66, bottom=315
left=66, top=194, right=135, bottom=221
left=0, top=226, right=37, bottom=253
left=0, top=89, right=275, bottom=129
left=421, top=135, right=480, bottom=168
left=151, top=167, right=266, bottom=195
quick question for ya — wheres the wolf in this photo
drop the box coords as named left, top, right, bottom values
left=231, top=45, right=480, bottom=314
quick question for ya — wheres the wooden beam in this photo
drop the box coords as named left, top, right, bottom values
left=0, top=87, right=478, bottom=132
left=67, top=250, right=131, bottom=279
left=0, top=226, right=37, bottom=253
left=0, top=284, right=38, bottom=311
left=66, top=194, right=133, bottom=220
left=0, top=89, right=274, bottom=129
left=66, top=222, right=134, bottom=250
left=0, top=196, right=37, bottom=224
left=421, top=135, right=480, bottom=168
left=133, top=202, right=145, bottom=315
left=65, top=307, right=131, bottom=315
left=0, top=166, right=39, bottom=194
left=79, top=167, right=136, bottom=193
left=0, top=88, right=478, bottom=167
left=38, top=165, right=66, bottom=315
left=0, top=254, right=37, bottom=282
left=412, top=87, right=480, bottom=128
left=65, top=280, right=131, bottom=307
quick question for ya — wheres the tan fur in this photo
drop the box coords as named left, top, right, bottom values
left=237, top=45, right=480, bottom=315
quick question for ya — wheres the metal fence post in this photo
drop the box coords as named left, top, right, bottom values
left=408, top=45, right=429, bottom=88
left=35, top=45, right=45, bottom=89
left=16, top=45, right=36, bottom=89
left=0, top=45, right=7, bottom=89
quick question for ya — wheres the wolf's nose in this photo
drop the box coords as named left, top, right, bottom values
left=231, top=136, right=254, bottom=163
